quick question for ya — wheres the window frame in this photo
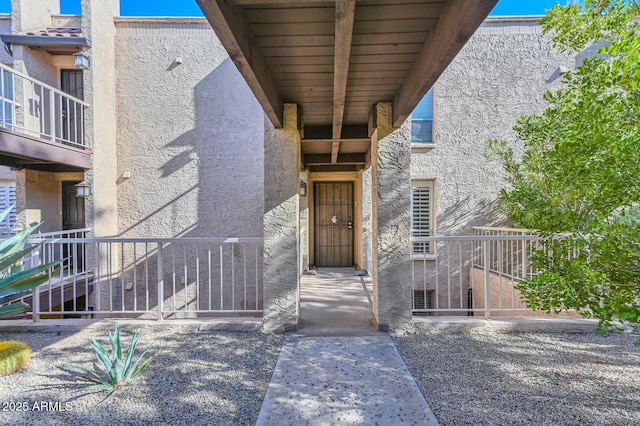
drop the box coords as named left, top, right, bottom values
left=0, top=180, right=17, bottom=230
left=410, top=87, right=436, bottom=146
left=411, top=179, right=435, bottom=257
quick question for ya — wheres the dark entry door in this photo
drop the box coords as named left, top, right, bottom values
left=62, top=181, right=86, bottom=270
left=314, top=182, right=354, bottom=267
left=60, top=70, right=83, bottom=144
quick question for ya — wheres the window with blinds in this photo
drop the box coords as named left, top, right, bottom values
left=411, top=88, right=434, bottom=143
left=0, top=181, right=16, bottom=229
left=411, top=180, right=434, bottom=254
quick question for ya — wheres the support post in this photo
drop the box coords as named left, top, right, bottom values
left=370, top=102, right=412, bottom=332
left=263, top=104, right=302, bottom=332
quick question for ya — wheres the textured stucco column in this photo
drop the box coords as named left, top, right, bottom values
left=263, top=104, right=301, bottom=332
left=82, top=0, right=120, bottom=315
left=83, top=0, right=119, bottom=238
left=370, top=102, right=412, bottom=332
left=11, top=0, right=59, bottom=33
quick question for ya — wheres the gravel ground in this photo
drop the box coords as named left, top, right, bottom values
left=394, top=332, right=640, bottom=426
left=0, top=328, right=282, bottom=426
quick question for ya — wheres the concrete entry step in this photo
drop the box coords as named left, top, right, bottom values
left=300, top=269, right=375, bottom=335
left=256, top=334, right=438, bottom=426
left=315, top=267, right=357, bottom=274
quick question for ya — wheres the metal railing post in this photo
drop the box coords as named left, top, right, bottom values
left=522, top=239, right=528, bottom=280
left=32, top=248, right=40, bottom=322
left=49, top=90, right=56, bottom=141
left=157, top=242, right=164, bottom=320
left=483, top=239, right=491, bottom=319
left=32, top=285, right=39, bottom=322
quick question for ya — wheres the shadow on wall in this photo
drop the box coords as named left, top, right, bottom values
left=117, top=57, right=263, bottom=239
left=160, top=57, right=264, bottom=239
left=438, top=196, right=508, bottom=235
left=103, top=58, right=265, bottom=315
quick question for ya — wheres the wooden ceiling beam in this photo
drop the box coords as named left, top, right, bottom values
left=305, top=153, right=367, bottom=164
left=302, top=138, right=370, bottom=144
left=332, top=0, right=356, bottom=165
left=196, top=0, right=284, bottom=127
left=392, top=0, right=498, bottom=127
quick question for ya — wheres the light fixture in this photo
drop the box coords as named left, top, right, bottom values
left=558, top=65, right=569, bottom=75
left=75, top=180, right=91, bottom=198
left=300, top=181, right=307, bottom=197
left=74, top=53, right=90, bottom=70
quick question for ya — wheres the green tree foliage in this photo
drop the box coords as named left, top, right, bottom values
left=489, top=0, right=640, bottom=329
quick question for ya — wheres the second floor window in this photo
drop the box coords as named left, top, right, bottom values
left=411, top=88, right=434, bottom=143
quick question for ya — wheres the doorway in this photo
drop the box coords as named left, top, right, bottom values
left=60, top=70, right=84, bottom=144
left=62, top=181, right=86, bottom=270
left=314, top=182, right=354, bottom=267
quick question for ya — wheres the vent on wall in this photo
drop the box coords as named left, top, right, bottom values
left=413, top=290, right=434, bottom=316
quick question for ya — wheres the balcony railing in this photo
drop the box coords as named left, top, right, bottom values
left=3, top=236, right=263, bottom=320
left=411, top=232, right=563, bottom=318
left=0, top=63, right=89, bottom=149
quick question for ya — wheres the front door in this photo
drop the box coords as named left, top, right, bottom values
left=62, top=181, right=86, bottom=270
left=314, top=182, right=354, bottom=267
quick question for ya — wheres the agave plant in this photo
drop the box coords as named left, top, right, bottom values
left=71, top=325, right=153, bottom=395
left=0, top=206, right=60, bottom=319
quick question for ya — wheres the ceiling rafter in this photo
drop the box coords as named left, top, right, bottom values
left=196, top=0, right=284, bottom=127
left=331, top=0, right=356, bottom=164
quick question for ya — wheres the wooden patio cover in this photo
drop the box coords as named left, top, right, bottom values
left=196, top=0, right=497, bottom=172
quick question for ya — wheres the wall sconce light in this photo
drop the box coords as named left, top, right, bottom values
left=74, top=53, right=90, bottom=70
left=558, top=65, right=569, bottom=75
left=75, top=180, right=92, bottom=198
left=300, top=181, right=307, bottom=197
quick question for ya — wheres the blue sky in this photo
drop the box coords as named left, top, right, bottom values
left=0, top=0, right=566, bottom=17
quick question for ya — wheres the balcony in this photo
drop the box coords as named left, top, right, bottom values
left=0, top=63, right=90, bottom=172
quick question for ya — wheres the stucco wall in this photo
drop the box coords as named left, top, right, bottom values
left=0, top=166, right=15, bottom=180
left=23, top=170, right=84, bottom=232
left=406, top=20, right=576, bottom=314
left=355, top=20, right=576, bottom=316
left=0, top=16, right=13, bottom=64
left=114, top=19, right=264, bottom=239
left=411, top=20, right=574, bottom=236
left=51, top=14, right=82, bottom=28
left=10, top=0, right=58, bottom=33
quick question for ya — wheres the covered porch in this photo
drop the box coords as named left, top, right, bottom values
left=192, top=0, right=498, bottom=331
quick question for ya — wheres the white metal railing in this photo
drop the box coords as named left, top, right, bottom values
left=411, top=228, right=433, bottom=255
left=0, top=228, right=21, bottom=239
left=0, top=63, right=89, bottom=149
left=0, top=228, right=90, bottom=317
left=411, top=233, right=546, bottom=318
left=472, top=227, right=539, bottom=281
left=5, top=237, right=263, bottom=320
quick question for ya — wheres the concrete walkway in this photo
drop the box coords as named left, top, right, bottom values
left=256, top=269, right=438, bottom=425
left=298, top=268, right=377, bottom=335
